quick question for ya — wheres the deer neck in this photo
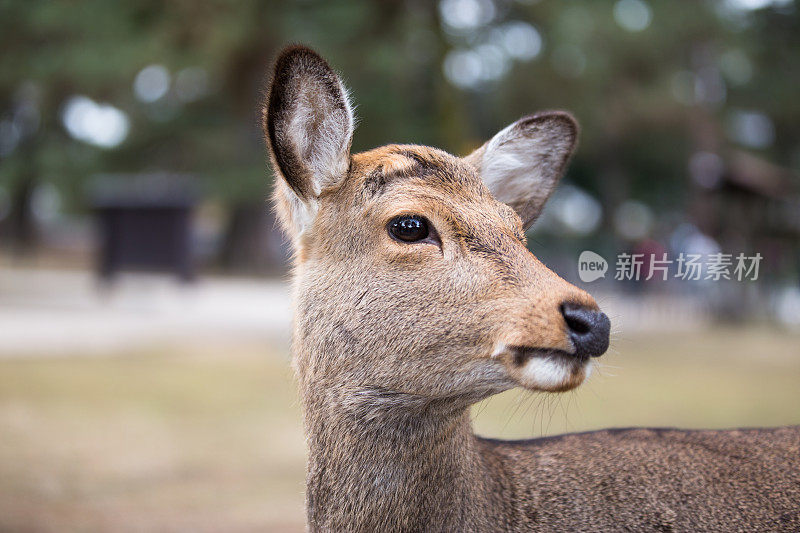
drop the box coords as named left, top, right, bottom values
left=302, top=386, right=501, bottom=531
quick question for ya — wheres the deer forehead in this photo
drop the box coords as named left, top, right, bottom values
left=351, top=144, right=484, bottom=194
left=341, top=145, right=524, bottom=237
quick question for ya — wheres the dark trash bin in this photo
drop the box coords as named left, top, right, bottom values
left=90, top=174, right=198, bottom=282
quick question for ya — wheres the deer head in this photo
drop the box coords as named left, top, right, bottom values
left=264, top=46, right=609, bottom=412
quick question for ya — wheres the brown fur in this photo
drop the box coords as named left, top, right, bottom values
left=263, top=46, right=800, bottom=532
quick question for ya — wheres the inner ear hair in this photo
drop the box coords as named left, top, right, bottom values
left=465, top=111, right=578, bottom=229
left=264, top=45, right=354, bottom=202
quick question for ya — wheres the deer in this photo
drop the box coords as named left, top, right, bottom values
left=263, top=45, right=800, bottom=532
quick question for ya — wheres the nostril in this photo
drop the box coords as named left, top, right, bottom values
left=560, top=303, right=592, bottom=334
left=562, top=307, right=591, bottom=335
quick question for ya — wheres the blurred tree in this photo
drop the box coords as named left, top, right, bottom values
left=0, top=0, right=447, bottom=264
left=0, top=0, right=797, bottom=268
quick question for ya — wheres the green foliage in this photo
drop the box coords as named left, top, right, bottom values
left=1, top=0, right=798, bottom=215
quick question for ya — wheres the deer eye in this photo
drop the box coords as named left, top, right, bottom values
left=388, top=215, right=430, bottom=243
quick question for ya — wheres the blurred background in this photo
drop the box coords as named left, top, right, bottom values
left=1, top=0, right=799, bottom=531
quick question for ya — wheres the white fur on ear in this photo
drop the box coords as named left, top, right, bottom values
left=280, top=78, right=353, bottom=238
left=285, top=78, right=354, bottom=197
left=465, top=112, right=578, bottom=229
left=274, top=180, right=318, bottom=241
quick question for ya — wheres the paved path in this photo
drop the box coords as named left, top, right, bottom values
left=0, top=268, right=292, bottom=356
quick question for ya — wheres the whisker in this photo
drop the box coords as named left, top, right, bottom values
left=501, top=389, right=527, bottom=434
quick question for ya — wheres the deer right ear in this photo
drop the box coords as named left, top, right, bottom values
left=464, top=112, right=578, bottom=230
left=264, top=46, right=354, bottom=240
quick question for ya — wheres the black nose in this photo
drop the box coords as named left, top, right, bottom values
left=560, top=303, right=610, bottom=358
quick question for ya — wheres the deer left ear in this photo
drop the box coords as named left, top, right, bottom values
left=264, top=45, right=355, bottom=242
left=464, top=112, right=578, bottom=229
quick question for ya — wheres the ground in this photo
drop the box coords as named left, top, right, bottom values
left=0, top=328, right=799, bottom=532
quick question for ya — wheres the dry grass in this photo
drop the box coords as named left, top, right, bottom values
left=1, top=327, right=799, bottom=532
left=0, top=344, right=305, bottom=533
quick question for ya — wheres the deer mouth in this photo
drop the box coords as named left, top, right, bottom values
left=505, top=346, right=590, bottom=393
left=511, top=347, right=585, bottom=366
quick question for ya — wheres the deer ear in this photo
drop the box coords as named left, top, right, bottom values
left=464, top=112, right=578, bottom=229
left=264, top=46, right=354, bottom=239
